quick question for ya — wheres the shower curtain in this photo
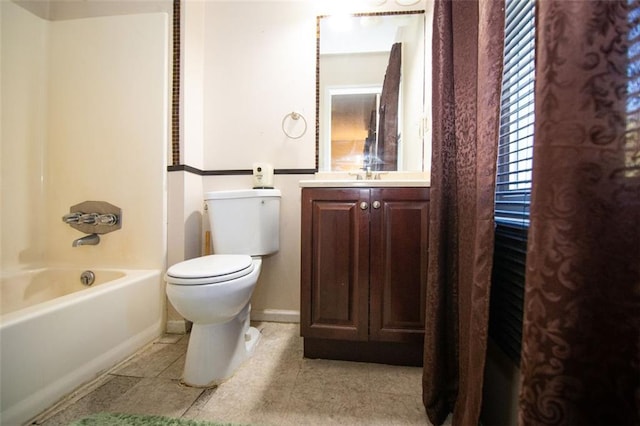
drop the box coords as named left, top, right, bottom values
left=421, top=0, right=505, bottom=425
left=519, top=1, right=640, bottom=424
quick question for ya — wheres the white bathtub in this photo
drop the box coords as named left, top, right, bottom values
left=0, top=267, right=164, bottom=425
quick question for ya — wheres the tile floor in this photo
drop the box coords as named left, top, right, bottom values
left=32, top=322, right=440, bottom=426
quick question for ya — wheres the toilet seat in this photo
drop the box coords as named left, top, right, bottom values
left=166, top=254, right=254, bottom=285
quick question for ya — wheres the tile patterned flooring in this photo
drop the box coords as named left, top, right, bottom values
left=32, top=322, right=439, bottom=426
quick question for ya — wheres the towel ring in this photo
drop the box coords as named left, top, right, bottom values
left=282, top=111, right=307, bottom=139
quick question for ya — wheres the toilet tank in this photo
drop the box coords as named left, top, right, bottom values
left=205, top=189, right=281, bottom=256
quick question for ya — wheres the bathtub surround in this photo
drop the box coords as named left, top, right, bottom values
left=1, top=2, right=169, bottom=272
left=1, top=2, right=170, bottom=425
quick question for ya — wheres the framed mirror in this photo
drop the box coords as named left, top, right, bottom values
left=317, top=11, right=426, bottom=172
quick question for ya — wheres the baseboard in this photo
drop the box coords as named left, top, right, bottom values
left=166, top=319, right=191, bottom=334
left=251, top=309, right=300, bottom=323
left=166, top=311, right=298, bottom=332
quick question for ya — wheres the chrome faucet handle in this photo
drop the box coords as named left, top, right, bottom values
left=62, top=212, right=82, bottom=223
left=97, top=214, right=118, bottom=226
left=79, top=213, right=99, bottom=224
left=374, top=172, right=388, bottom=180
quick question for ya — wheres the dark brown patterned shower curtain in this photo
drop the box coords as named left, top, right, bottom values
left=519, top=1, right=640, bottom=425
left=422, top=1, right=504, bottom=425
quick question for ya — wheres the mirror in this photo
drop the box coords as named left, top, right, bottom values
left=317, top=11, right=426, bottom=172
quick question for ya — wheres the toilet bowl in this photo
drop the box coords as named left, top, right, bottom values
left=165, top=189, right=280, bottom=387
left=166, top=255, right=262, bottom=387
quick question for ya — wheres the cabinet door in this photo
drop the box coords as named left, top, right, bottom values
left=300, top=188, right=370, bottom=341
left=369, top=187, right=429, bottom=343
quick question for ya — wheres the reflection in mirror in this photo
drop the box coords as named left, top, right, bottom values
left=329, top=88, right=379, bottom=170
left=317, top=11, right=425, bottom=172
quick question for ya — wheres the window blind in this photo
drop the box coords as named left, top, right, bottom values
left=627, top=2, right=640, bottom=176
left=490, top=0, right=535, bottom=364
left=494, top=0, right=535, bottom=228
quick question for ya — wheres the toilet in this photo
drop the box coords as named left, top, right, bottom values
left=165, top=189, right=280, bottom=387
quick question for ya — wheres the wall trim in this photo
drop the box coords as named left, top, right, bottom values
left=171, top=0, right=180, bottom=166
left=167, top=164, right=316, bottom=176
left=251, top=309, right=300, bottom=323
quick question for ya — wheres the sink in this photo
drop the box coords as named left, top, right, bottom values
left=299, top=172, right=430, bottom=188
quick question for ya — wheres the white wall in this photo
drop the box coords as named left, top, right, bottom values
left=182, top=0, right=205, bottom=169
left=202, top=1, right=317, bottom=170
left=200, top=174, right=302, bottom=319
left=1, top=3, right=170, bottom=272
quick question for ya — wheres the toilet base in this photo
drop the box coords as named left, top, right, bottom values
left=181, top=305, right=261, bottom=387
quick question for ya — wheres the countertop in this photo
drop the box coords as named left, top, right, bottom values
left=299, top=172, right=430, bottom=188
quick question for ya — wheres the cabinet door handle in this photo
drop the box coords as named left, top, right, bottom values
left=372, top=201, right=381, bottom=209
left=360, top=202, right=369, bottom=210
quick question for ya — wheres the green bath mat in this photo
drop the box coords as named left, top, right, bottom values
left=70, top=412, right=244, bottom=426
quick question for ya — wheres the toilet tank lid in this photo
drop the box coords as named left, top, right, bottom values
left=205, top=189, right=281, bottom=200
left=166, top=254, right=253, bottom=280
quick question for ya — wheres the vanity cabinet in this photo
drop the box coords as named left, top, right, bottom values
left=300, top=187, right=429, bottom=366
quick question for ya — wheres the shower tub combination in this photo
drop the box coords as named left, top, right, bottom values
left=0, top=267, right=163, bottom=425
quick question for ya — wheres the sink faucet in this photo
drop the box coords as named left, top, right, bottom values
left=348, top=166, right=386, bottom=180
left=72, top=233, right=100, bottom=247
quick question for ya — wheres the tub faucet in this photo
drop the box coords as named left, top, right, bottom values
left=72, top=233, right=100, bottom=247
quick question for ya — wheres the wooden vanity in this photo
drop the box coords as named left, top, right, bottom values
left=299, top=184, right=429, bottom=366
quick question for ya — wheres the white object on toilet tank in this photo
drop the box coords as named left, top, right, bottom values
left=252, top=163, right=274, bottom=188
left=205, top=189, right=280, bottom=256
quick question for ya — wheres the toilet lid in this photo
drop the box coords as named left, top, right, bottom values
left=166, top=254, right=254, bottom=285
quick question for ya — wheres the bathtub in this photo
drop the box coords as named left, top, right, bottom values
left=0, top=267, right=163, bottom=425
